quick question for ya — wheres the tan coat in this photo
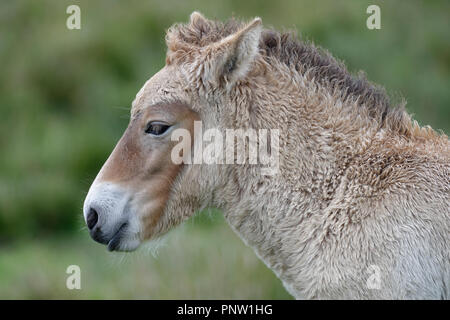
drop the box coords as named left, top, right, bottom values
left=86, top=12, right=449, bottom=299
left=161, top=13, right=449, bottom=299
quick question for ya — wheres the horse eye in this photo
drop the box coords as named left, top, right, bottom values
left=145, top=122, right=171, bottom=136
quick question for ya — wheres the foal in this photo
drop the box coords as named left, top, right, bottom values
left=84, top=12, right=449, bottom=299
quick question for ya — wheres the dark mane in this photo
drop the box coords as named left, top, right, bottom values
left=166, top=17, right=412, bottom=135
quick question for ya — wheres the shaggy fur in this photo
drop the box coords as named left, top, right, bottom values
left=131, top=13, right=449, bottom=299
left=167, top=15, right=412, bottom=137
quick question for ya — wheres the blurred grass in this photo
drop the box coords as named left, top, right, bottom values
left=0, top=0, right=448, bottom=298
left=0, top=212, right=291, bottom=299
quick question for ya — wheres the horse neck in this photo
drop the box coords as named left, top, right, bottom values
left=212, top=77, right=384, bottom=288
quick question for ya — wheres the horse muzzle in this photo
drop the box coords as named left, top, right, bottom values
left=83, top=182, right=141, bottom=252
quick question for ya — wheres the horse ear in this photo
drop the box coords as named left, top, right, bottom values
left=190, top=11, right=208, bottom=25
left=207, top=17, right=262, bottom=86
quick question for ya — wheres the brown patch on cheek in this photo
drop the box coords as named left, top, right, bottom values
left=139, top=159, right=183, bottom=239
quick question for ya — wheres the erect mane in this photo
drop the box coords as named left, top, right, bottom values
left=166, top=17, right=417, bottom=136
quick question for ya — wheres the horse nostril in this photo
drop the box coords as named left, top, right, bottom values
left=87, top=207, right=99, bottom=230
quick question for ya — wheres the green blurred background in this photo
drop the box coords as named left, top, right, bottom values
left=0, top=0, right=448, bottom=299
